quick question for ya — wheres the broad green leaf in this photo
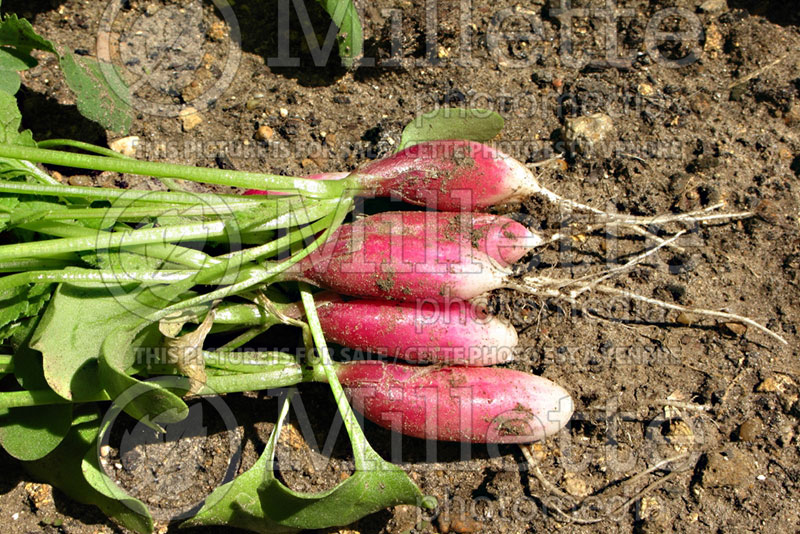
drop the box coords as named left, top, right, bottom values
left=30, top=282, right=177, bottom=408
left=0, top=13, right=57, bottom=54
left=59, top=52, right=133, bottom=134
left=0, top=72, right=19, bottom=93
left=0, top=47, right=36, bottom=94
left=316, top=0, right=363, bottom=69
left=398, top=108, right=505, bottom=151
left=24, top=407, right=154, bottom=534
left=31, top=282, right=140, bottom=400
left=82, top=433, right=154, bottom=534
left=0, top=89, right=35, bottom=145
left=0, top=282, right=51, bottom=343
left=186, top=393, right=424, bottom=533
left=0, top=46, right=36, bottom=71
left=0, top=403, right=72, bottom=460
left=98, top=320, right=189, bottom=428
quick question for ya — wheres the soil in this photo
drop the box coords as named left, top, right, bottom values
left=1, top=0, right=799, bottom=533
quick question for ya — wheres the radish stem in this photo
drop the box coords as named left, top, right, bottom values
left=0, top=144, right=346, bottom=198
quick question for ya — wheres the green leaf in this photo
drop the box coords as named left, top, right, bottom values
left=186, top=393, right=424, bottom=533
left=316, top=0, right=363, bottom=69
left=82, top=433, right=154, bottom=534
left=0, top=73, right=19, bottom=94
left=31, top=282, right=135, bottom=400
left=398, top=108, right=505, bottom=151
left=0, top=403, right=72, bottom=460
left=99, top=320, right=189, bottom=428
left=0, top=46, right=37, bottom=71
left=0, top=89, right=35, bottom=145
left=0, top=47, right=36, bottom=94
left=0, top=282, right=51, bottom=343
left=59, top=52, right=133, bottom=134
left=24, top=406, right=155, bottom=534
left=30, top=282, right=171, bottom=404
left=0, top=13, right=57, bottom=54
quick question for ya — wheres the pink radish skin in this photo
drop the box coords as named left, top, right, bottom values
left=353, top=140, right=541, bottom=211
left=366, top=211, right=542, bottom=266
left=245, top=141, right=540, bottom=210
left=315, top=294, right=517, bottom=365
left=286, top=221, right=509, bottom=301
left=336, top=362, right=573, bottom=443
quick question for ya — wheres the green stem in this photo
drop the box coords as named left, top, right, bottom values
left=0, top=269, right=196, bottom=292
left=0, top=201, right=263, bottom=222
left=0, top=144, right=347, bottom=198
left=148, top=198, right=353, bottom=322
left=36, top=139, right=129, bottom=159
left=0, top=362, right=310, bottom=409
left=17, top=160, right=60, bottom=185
left=0, top=389, right=111, bottom=409
left=18, top=220, right=220, bottom=269
left=214, top=303, right=274, bottom=325
left=0, top=258, right=72, bottom=272
left=0, top=180, right=262, bottom=206
left=300, top=284, right=369, bottom=468
left=1, top=220, right=229, bottom=261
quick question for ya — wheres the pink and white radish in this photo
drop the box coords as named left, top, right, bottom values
left=335, top=361, right=573, bottom=443
left=364, top=211, right=542, bottom=266
left=314, top=294, right=517, bottom=365
left=352, top=140, right=541, bottom=210
left=285, top=220, right=509, bottom=301
left=245, top=140, right=542, bottom=211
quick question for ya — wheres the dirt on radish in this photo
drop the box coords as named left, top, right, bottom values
left=2, top=0, right=799, bottom=533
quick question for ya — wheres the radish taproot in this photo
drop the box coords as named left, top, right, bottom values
left=285, top=221, right=509, bottom=301
left=335, top=361, right=573, bottom=443
left=314, top=294, right=517, bottom=365
left=353, top=140, right=540, bottom=210
left=246, top=140, right=541, bottom=210
left=364, top=211, right=541, bottom=266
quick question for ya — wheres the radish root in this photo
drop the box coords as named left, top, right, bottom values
left=507, top=216, right=788, bottom=345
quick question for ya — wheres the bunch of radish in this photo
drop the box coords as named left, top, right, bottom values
left=247, top=140, right=575, bottom=444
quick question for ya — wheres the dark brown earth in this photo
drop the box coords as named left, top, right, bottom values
left=1, top=0, right=799, bottom=533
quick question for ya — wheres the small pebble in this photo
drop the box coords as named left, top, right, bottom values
left=563, top=113, right=615, bottom=158
left=246, top=98, right=263, bottom=111
left=723, top=322, right=747, bottom=336
left=108, top=136, right=139, bottom=158
left=68, top=175, right=93, bottom=187
left=279, top=107, right=289, bottom=118
left=254, top=125, right=274, bottom=141
left=179, top=106, right=203, bottom=131
left=738, top=419, right=761, bottom=442
left=637, top=83, right=654, bottom=96
left=208, top=20, right=227, bottom=41
left=699, top=0, right=726, bottom=12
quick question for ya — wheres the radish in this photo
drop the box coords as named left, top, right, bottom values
left=335, top=361, right=573, bottom=443
left=314, top=294, right=517, bottom=365
left=364, top=211, right=542, bottom=266
left=245, top=141, right=541, bottom=210
left=285, top=220, right=509, bottom=301
left=352, top=140, right=541, bottom=210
